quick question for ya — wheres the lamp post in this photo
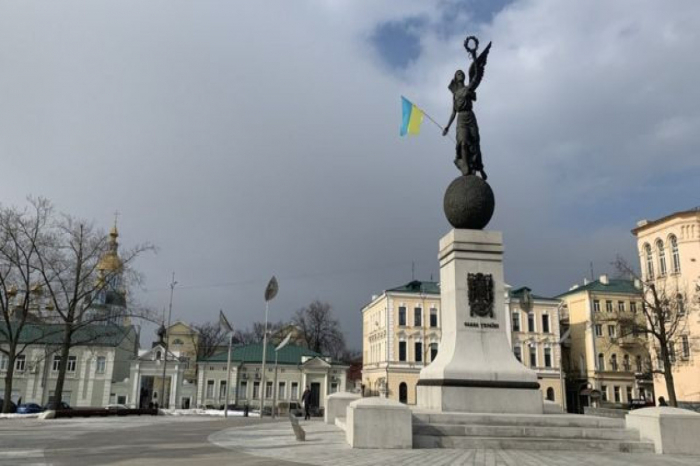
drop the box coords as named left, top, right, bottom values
left=220, top=310, right=234, bottom=418
left=272, top=332, right=293, bottom=419
left=260, top=276, right=278, bottom=418
left=160, top=272, right=177, bottom=409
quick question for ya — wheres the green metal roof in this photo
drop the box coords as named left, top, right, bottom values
left=387, top=280, right=440, bottom=295
left=509, top=286, right=559, bottom=302
left=0, top=323, right=136, bottom=347
left=200, top=342, right=334, bottom=365
left=556, top=279, right=642, bottom=299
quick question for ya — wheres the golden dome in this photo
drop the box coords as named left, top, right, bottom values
left=97, top=222, right=123, bottom=272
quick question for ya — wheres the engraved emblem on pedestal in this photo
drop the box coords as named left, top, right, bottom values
left=468, top=273, right=494, bottom=318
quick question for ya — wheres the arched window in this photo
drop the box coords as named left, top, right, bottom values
left=546, top=387, right=555, bottom=401
left=597, top=353, right=605, bottom=371
left=656, top=239, right=667, bottom=276
left=670, top=235, right=681, bottom=273
left=636, top=355, right=643, bottom=373
left=623, top=354, right=630, bottom=372
left=610, top=354, right=618, bottom=371
left=644, top=244, right=654, bottom=280
left=398, top=382, right=408, bottom=404
left=155, top=351, right=162, bottom=361
left=172, top=338, right=184, bottom=346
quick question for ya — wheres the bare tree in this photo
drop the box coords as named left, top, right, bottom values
left=233, top=320, right=286, bottom=346
left=292, top=300, right=346, bottom=358
left=614, top=256, right=697, bottom=407
left=190, top=321, right=229, bottom=360
left=0, top=199, right=65, bottom=412
left=0, top=198, right=155, bottom=410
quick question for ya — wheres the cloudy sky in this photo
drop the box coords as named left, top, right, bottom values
left=1, top=1, right=699, bottom=349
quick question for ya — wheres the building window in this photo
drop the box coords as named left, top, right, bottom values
left=240, top=381, right=248, bottom=399
left=593, top=300, right=601, bottom=313
left=636, top=355, right=643, bottom=373
left=618, top=301, right=625, bottom=312
left=398, top=306, right=406, bottom=326
left=67, top=356, right=77, bottom=373
left=414, top=307, right=422, bottom=327
left=415, top=342, right=423, bottom=363
left=206, top=380, right=215, bottom=398
left=52, top=355, right=61, bottom=371
left=656, top=240, right=667, bottom=276
left=601, top=385, right=608, bottom=401
left=546, top=387, right=555, bottom=401
left=96, top=356, right=106, bottom=374
left=670, top=235, right=681, bottom=273
left=527, top=313, right=535, bottom=332
left=630, top=302, right=637, bottom=313
left=669, top=341, right=676, bottom=364
left=278, top=382, right=286, bottom=399
left=512, top=311, right=521, bottom=332
left=677, top=294, right=685, bottom=316
left=265, top=381, right=273, bottom=398
left=155, top=351, right=162, bottom=360
left=605, top=300, right=613, bottom=312
left=0, top=353, right=7, bottom=371
left=607, top=325, right=617, bottom=338
left=15, top=354, right=26, bottom=372
left=513, top=346, right=522, bottom=362
left=430, top=308, right=438, bottom=327
left=330, top=382, right=338, bottom=394
left=291, top=382, right=299, bottom=399
left=594, top=324, right=602, bottom=337
left=544, top=348, right=552, bottom=368
left=614, top=386, right=621, bottom=402
left=626, top=386, right=633, bottom=401
left=542, top=314, right=550, bottom=334
left=610, top=354, right=618, bottom=371
left=682, top=335, right=690, bottom=359
left=529, top=346, right=537, bottom=368
left=398, top=341, right=407, bottom=362
left=219, top=381, right=227, bottom=399
left=644, top=243, right=654, bottom=280
left=623, top=354, right=631, bottom=372
left=597, top=353, right=605, bottom=371
left=253, top=381, right=260, bottom=399
left=430, top=343, right=438, bottom=362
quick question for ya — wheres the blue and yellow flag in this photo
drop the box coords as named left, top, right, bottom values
left=400, top=96, right=424, bottom=136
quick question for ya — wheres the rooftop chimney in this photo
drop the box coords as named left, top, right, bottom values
left=583, top=278, right=589, bottom=285
left=600, top=274, right=609, bottom=285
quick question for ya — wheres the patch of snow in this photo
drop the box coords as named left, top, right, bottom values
left=0, top=413, right=41, bottom=419
left=161, top=408, right=260, bottom=418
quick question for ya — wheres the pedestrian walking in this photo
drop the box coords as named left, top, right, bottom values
left=301, top=386, right=311, bottom=420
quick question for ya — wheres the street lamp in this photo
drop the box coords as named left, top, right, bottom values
left=220, top=310, right=234, bottom=418
left=260, top=276, right=278, bottom=418
left=272, top=332, right=293, bottom=418
left=160, top=272, right=177, bottom=409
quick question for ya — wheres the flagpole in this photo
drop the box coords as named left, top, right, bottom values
left=417, top=104, right=456, bottom=144
left=224, top=333, right=232, bottom=418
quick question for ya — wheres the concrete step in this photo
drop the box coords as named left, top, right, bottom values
left=413, top=412, right=624, bottom=429
left=413, top=423, right=639, bottom=441
left=413, top=435, right=655, bottom=453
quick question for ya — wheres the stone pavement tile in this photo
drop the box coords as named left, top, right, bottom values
left=209, top=419, right=700, bottom=466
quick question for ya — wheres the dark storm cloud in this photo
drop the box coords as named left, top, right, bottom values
left=0, top=1, right=698, bottom=348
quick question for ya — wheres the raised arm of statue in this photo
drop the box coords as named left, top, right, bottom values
left=465, top=36, right=491, bottom=93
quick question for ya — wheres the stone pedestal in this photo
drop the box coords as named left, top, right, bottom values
left=626, top=407, right=700, bottom=455
left=417, top=229, right=542, bottom=414
left=346, top=397, right=412, bottom=449
left=325, top=392, right=361, bottom=425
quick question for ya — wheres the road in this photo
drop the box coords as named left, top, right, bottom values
left=0, top=415, right=307, bottom=465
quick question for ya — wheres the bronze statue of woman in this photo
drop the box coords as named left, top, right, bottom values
left=443, top=36, right=491, bottom=180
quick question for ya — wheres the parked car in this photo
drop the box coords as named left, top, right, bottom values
left=16, top=403, right=44, bottom=414
left=44, top=401, right=72, bottom=410
left=105, top=404, right=128, bottom=411
left=0, top=399, right=17, bottom=413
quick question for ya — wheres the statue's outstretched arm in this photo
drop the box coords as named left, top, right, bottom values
left=443, top=109, right=456, bottom=136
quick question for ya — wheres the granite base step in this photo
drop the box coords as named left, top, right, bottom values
left=413, top=434, right=655, bottom=452
left=413, top=423, right=639, bottom=441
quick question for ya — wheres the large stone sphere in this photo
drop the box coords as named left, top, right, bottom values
left=443, top=175, right=495, bottom=229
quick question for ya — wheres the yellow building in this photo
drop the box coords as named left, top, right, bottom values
left=361, top=280, right=441, bottom=404
left=632, top=207, right=700, bottom=407
left=505, top=287, right=565, bottom=409
left=557, top=276, right=653, bottom=412
left=166, top=321, right=199, bottom=383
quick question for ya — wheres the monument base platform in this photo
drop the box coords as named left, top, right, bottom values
left=417, top=384, right=543, bottom=414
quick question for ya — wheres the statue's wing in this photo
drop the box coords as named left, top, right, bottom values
left=468, top=41, right=492, bottom=91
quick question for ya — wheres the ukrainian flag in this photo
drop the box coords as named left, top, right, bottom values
left=400, top=96, right=424, bottom=136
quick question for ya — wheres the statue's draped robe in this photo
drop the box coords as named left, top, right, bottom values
left=453, top=87, right=483, bottom=174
